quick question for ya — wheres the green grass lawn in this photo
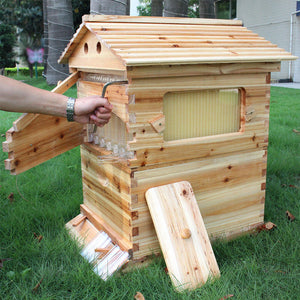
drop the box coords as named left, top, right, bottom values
left=0, top=77, right=299, bottom=299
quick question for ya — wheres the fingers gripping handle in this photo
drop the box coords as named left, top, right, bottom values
left=92, top=80, right=128, bottom=133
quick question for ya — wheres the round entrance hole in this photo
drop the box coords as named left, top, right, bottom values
left=96, top=42, right=102, bottom=54
left=84, top=42, right=88, bottom=54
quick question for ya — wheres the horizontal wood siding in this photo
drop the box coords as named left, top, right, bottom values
left=131, top=149, right=266, bottom=259
left=81, top=144, right=133, bottom=245
left=75, top=64, right=271, bottom=260
left=127, top=73, right=269, bottom=167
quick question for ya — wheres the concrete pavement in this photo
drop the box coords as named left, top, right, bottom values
left=271, top=82, right=300, bottom=89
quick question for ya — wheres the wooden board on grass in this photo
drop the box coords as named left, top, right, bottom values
left=145, top=181, right=220, bottom=291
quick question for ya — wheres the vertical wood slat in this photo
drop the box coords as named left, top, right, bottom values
left=146, top=181, right=220, bottom=291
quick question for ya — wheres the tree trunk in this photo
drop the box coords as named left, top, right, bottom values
left=43, top=0, right=48, bottom=76
left=199, top=0, right=216, bottom=18
left=163, top=0, right=188, bottom=17
left=152, top=0, right=163, bottom=16
left=46, top=0, right=74, bottom=85
left=126, top=0, right=130, bottom=15
left=90, top=0, right=128, bottom=15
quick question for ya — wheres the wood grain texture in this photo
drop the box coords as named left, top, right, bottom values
left=77, top=79, right=129, bottom=123
left=80, top=204, right=132, bottom=252
left=126, top=62, right=281, bottom=79
left=4, top=116, right=83, bottom=175
left=68, top=31, right=125, bottom=71
left=80, top=144, right=133, bottom=243
left=60, top=16, right=295, bottom=67
left=130, top=149, right=266, bottom=258
left=55, top=16, right=281, bottom=265
left=146, top=181, right=220, bottom=291
left=3, top=71, right=83, bottom=175
left=82, top=15, right=243, bottom=26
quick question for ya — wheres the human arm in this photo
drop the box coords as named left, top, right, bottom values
left=0, top=75, right=113, bottom=127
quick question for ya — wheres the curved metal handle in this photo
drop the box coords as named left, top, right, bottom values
left=101, top=80, right=128, bottom=98
left=93, top=80, right=128, bottom=133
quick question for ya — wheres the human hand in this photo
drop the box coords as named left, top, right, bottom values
left=73, top=95, right=113, bottom=126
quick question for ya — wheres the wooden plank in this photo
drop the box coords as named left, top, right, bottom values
left=123, top=55, right=294, bottom=67
left=145, top=181, right=220, bottom=291
left=103, top=35, right=271, bottom=42
left=66, top=214, right=99, bottom=246
left=66, top=213, right=130, bottom=279
left=95, top=30, right=260, bottom=38
left=12, top=113, right=39, bottom=132
left=109, top=39, right=274, bottom=45
left=89, top=24, right=262, bottom=42
left=77, top=68, right=126, bottom=77
left=127, top=73, right=267, bottom=97
left=118, top=47, right=287, bottom=56
left=89, top=22, right=250, bottom=33
left=132, top=217, right=264, bottom=260
left=128, top=98, right=162, bottom=113
left=101, top=35, right=264, bottom=41
left=132, top=149, right=266, bottom=195
left=83, top=15, right=243, bottom=26
left=134, top=182, right=265, bottom=233
left=80, top=144, right=133, bottom=242
left=68, top=31, right=125, bottom=71
left=148, top=114, right=165, bottom=133
left=80, top=204, right=132, bottom=252
left=126, top=80, right=269, bottom=164
left=129, top=149, right=266, bottom=260
left=126, top=62, right=281, bottom=79
left=107, top=42, right=277, bottom=50
left=51, top=71, right=79, bottom=94
left=130, top=134, right=265, bottom=166
left=4, top=115, right=84, bottom=174
left=128, top=126, right=162, bottom=141
left=3, top=71, right=82, bottom=174
left=77, top=80, right=129, bottom=122
left=72, top=214, right=87, bottom=227
left=59, top=23, right=89, bottom=64
left=82, top=186, right=132, bottom=232
left=77, top=80, right=129, bottom=103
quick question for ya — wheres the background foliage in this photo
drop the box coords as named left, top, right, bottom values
left=137, top=0, right=236, bottom=18
left=0, top=23, right=16, bottom=70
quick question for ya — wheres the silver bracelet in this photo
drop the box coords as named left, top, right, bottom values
left=66, top=97, right=76, bottom=122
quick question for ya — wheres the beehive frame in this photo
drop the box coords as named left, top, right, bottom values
left=3, top=15, right=296, bottom=260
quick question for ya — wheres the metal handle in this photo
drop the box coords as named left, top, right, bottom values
left=101, top=80, right=128, bottom=98
left=93, top=80, right=128, bottom=133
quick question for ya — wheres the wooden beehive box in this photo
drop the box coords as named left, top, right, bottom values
left=3, top=15, right=296, bottom=261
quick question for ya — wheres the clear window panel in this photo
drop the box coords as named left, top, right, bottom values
left=163, top=89, right=241, bottom=141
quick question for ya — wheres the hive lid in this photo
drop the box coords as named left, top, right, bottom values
left=59, top=15, right=297, bottom=67
left=145, top=181, right=220, bottom=291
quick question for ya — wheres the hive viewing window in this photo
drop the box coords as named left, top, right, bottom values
left=163, top=89, right=242, bottom=141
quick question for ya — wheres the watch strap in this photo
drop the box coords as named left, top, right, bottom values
left=66, top=97, right=76, bottom=122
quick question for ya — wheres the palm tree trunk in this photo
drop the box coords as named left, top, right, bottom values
left=46, top=0, right=74, bottom=85
left=90, top=0, right=128, bottom=15
left=126, top=0, right=130, bottom=15
left=43, top=0, right=48, bottom=76
left=199, top=0, right=216, bottom=18
left=163, top=0, right=188, bottom=17
left=152, top=0, right=163, bottom=16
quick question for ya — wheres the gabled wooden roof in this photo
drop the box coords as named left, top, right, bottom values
left=59, top=15, right=296, bottom=66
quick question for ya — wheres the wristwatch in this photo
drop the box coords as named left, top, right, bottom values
left=66, top=97, right=76, bottom=122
